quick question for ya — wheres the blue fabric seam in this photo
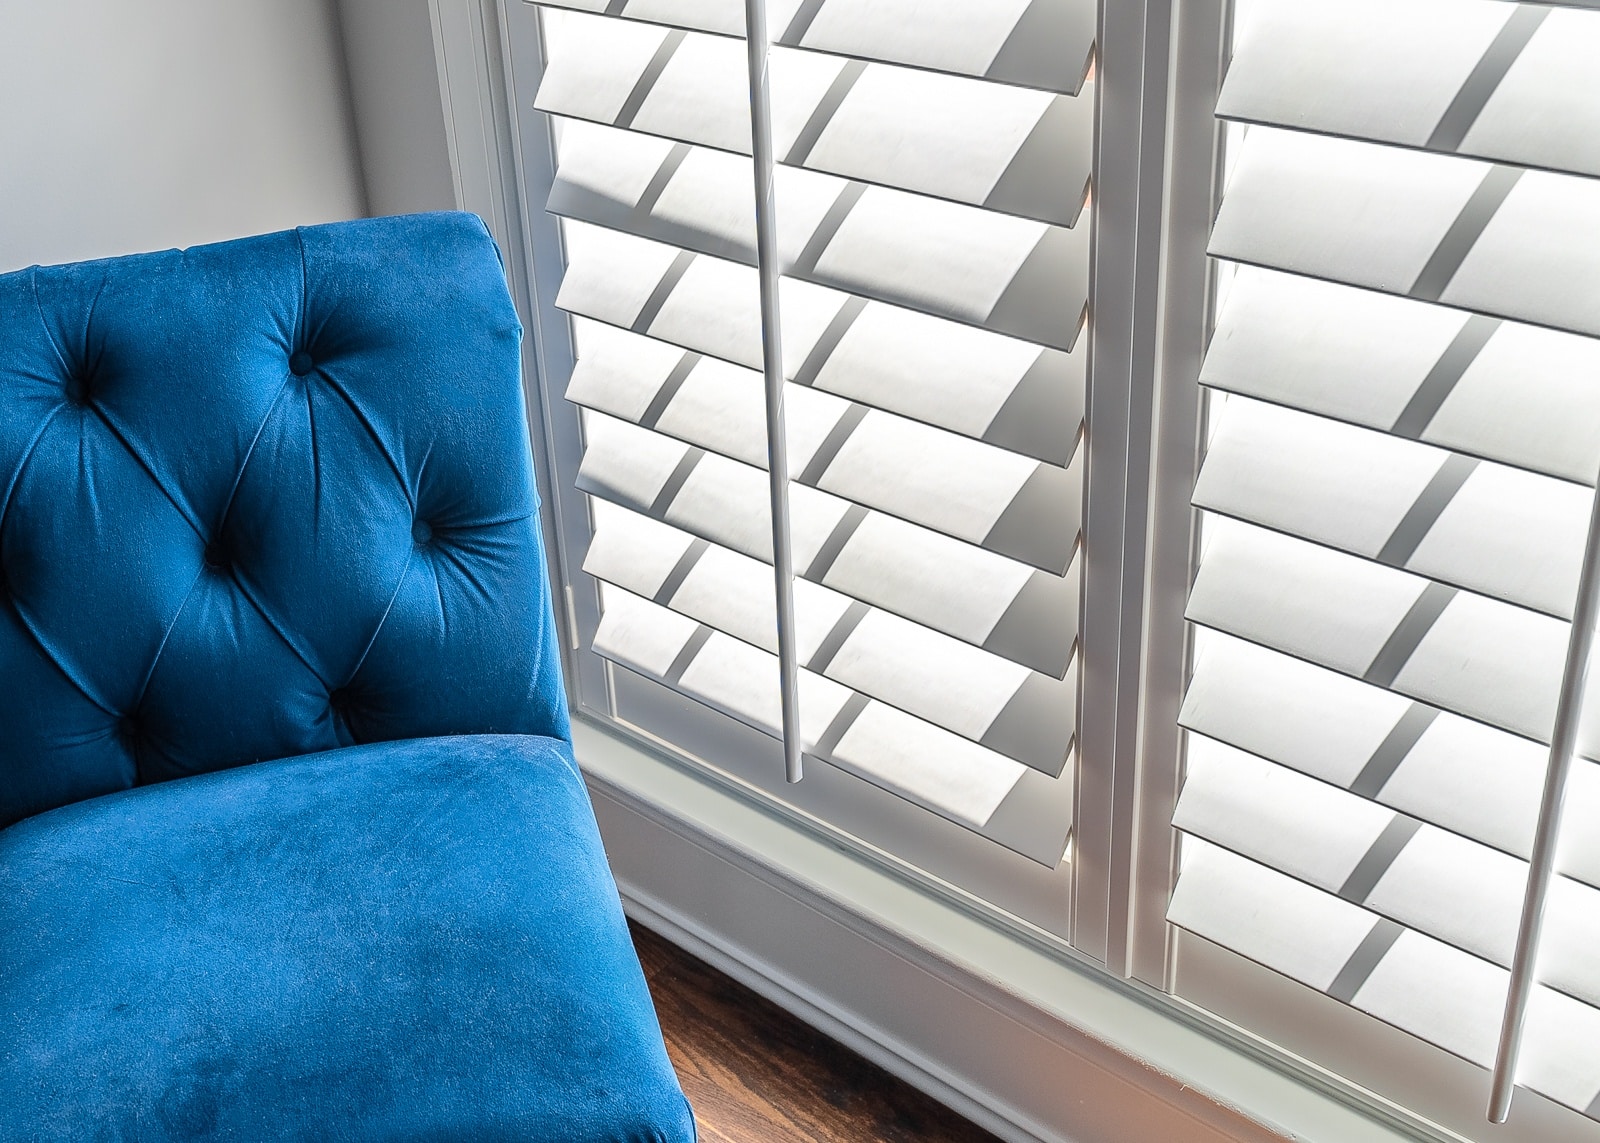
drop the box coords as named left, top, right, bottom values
left=432, top=509, right=537, bottom=534
left=129, top=564, right=211, bottom=718
left=212, top=371, right=298, bottom=541
left=28, top=268, right=72, bottom=378
left=305, top=375, right=322, bottom=548
left=227, top=569, right=336, bottom=690
left=77, top=266, right=111, bottom=381
left=86, top=402, right=207, bottom=539
left=341, top=545, right=416, bottom=691
left=316, top=371, right=416, bottom=516
left=0, top=385, right=109, bottom=721
left=6, top=593, right=118, bottom=717
left=289, top=230, right=418, bottom=516
left=295, top=227, right=310, bottom=364
left=0, top=404, right=63, bottom=545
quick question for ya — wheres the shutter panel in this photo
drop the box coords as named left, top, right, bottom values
left=565, top=313, right=1084, bottom=575
left=536, top=0, right=1095, bottom=94
left=537, top=19, right=1093, bottom=225
left=546, top=117, right=1087, bottom=348
left=584, top=501, right=1077, bottom=778
left=591, top=583, right=1073, bottom=863
left=1170, top=0, right=1600, bottom=1118
left=535, top=1, right=1091, bottom=864
left=1170, top=839, right=1600, bottom=1114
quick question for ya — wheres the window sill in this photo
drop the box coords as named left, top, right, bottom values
left=575, top=716, right=1425, bottom=1143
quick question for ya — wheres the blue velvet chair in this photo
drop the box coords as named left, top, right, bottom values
left=0, top=213, right=695, bottom=1142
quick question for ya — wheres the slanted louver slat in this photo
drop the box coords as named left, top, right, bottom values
left=576, top=411, right=1081, bottom=679
left=773, top=0, right=1095, bottom=96
left=1217, top=0, right=1600, bottom=178
left=548, top=121, right=1088, bottom=350
left=559, top=242, right=1086, bottom=465
left=535, top=0, right=1089, bottom=861
left=536, top=0, right=1096, bottom=95
left=565, top=319, right=1083, bottom=574
left=1211, top=130, right=1600, bottom=338
left=536, top=16, right=1093, bottom=225
left=592, top=584, right=1072, bottom=863
left=1172, top=0, right=1600, bottom=1119
left=583, top=502, right=1077, bottom=775
left=1180, top=633, right=1600, bottom=893
left=1170, top=840, right=1600, bottom=1112
left=1202, top=268, right=1600, bottom=487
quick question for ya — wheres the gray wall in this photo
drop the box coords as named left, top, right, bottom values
left=0, top=0, right=369, bottom=272
left=337, top=0, right=458, bottom=219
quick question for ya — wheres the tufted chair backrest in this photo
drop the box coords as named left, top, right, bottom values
left=0, top=213, right=570, bottom=828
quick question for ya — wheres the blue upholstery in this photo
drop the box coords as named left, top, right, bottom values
left=0, top=736, right=693, bottom=1142
left=0, top=211, right=567, bottom=824
left=0, top=214, right=694, bottom=1141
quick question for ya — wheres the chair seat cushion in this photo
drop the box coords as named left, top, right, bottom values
left=0, top=735, right=694, bottom=1143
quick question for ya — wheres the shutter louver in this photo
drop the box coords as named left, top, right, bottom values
left=584, top=501, right=1077, bottom=778
left=1170, top=0, right=1600, bottom=1119
left=591, top=583, right=1072, bottom=863
left=1170, top=839, right=1600, bottom=1114
left=546, top=116, right=1087, bottom=349
left=535, top=0, right=1095, bottom=95
left=535, top=0, right=1089, bottom=863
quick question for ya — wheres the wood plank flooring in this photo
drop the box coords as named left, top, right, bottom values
left=630, top=921, right=1000, bottom=1143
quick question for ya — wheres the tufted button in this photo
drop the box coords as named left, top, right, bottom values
left=117, top=714, right=140, bottom=743
left=289, top=350, right=315, bottom=377
left=63, top=370, right=89, bottom=407
left=203, top=542, right=229, bottom=572
left=411, top=519, right=434, bottom=546
left=328, top=687, right=352, bottom=716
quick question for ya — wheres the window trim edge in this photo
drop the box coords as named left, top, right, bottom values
left=576, top=715, right=1433, bottom=1143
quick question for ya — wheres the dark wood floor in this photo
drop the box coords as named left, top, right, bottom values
left=630, top=922, right=1000, bottom=1143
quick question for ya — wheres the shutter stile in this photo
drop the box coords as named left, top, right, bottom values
left=534, top=0, right=1089, bottom=862
left=1170, top=0, right=1600, bottom=1119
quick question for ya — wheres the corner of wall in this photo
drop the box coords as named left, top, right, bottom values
left=334, top=0, right=459, bottom=218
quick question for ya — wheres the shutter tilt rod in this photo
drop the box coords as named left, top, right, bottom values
left=1487, top=470, right=1600, bottom=1122
left=742, top=0, right=804, bottom=783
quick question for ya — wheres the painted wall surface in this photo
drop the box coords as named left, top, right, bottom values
left=337, top=0, right=457, bottom=219
left=0, top=0, right=368, bottom=272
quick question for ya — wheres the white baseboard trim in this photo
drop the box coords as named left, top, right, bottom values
left=576, top=719, right=1423, bottom=1143
left=618, top=876, right=1052, bottom=1143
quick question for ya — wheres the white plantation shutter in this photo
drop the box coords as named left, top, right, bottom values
left=532, top=0, right=1092, bottom=863
left=536, top=0, right=1095, bottom=95
left=1169, top=0, right=1600, bottom=1121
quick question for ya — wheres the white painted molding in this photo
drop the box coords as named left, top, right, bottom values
left=427, top=0, right=531, bottom=294
left=577, top=719, right=1433, bottom=1143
